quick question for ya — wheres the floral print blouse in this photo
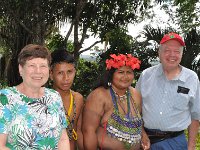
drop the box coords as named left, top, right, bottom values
left=0, top=87, right=67, bottom=150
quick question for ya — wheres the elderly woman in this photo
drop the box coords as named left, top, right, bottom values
left=82, top=54, right=150, bottom=150
left=0, top=44, right=70, bottom=150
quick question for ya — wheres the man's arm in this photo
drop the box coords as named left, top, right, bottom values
left=188, top=120, right=200, bottom=150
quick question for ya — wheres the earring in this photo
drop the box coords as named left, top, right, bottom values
left=108, top=82, right=111, bottom=86
left=47, top=79, right=53, bottom=88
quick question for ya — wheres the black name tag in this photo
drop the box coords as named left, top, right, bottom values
left=177, top=86, right=190, bottom=94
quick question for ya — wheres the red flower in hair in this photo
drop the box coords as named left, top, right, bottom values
left=106, top=54, right=141, bottom=70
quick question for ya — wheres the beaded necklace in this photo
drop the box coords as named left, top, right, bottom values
left=105, top=87, right=142, bottom=149
left=111, top=87, right=131, bottom=118
left=65, top=90, right=77, bottom=141
left=111, top=87, right=127, bottom=103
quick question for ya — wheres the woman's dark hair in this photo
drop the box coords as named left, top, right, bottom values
left=50, top=49, right=75, bottom=68
left=94, top=68, right=116, bottom=89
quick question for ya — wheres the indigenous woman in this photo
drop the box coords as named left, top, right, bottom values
left=50, top=49, right=84, bottom=150
left=82, top=54, right=150, bottom=150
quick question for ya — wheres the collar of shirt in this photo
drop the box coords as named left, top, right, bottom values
left=155, top=63, right=188, bottom=83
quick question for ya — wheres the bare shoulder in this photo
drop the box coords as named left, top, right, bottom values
left=85, top=87, right=109, bottom=112
left=129, top=86, right=141, bottom=106
left=87, top=87, right=109, bottom=101
left=71, top=90, right=84, bottom=102
left=71, top=90, right=84, bottom=107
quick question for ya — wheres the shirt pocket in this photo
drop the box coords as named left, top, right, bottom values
left=172, top=93, right=190, bottom=111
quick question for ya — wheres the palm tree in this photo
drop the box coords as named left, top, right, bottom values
left=182, top=29, right=200, bottom=77
left=134, top=26, right=200, bottom=79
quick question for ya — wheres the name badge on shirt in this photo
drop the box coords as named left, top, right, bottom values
left=177, top=86, right=190, bottom=94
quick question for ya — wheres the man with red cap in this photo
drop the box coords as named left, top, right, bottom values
left=136, top=32, right=200, bottom=150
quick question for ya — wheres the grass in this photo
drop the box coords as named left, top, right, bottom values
left=196, top=132, right=200, bottom=150
left=185, top=130, right=200, bottom=149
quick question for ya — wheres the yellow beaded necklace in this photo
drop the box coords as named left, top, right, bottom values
left=66, top=90, right=77, bottom=140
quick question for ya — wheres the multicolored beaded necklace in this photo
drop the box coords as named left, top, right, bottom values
left=105, top=87, right=143, bottom=149
left=65, top=90, right=77, bottom=141
left=112, top=88, right=127, bottom=103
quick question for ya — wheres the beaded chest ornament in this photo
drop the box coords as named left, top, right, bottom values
left=106, top=87, right=143, bottom=149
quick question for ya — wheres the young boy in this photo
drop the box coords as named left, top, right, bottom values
left=50, top=49, right=84, bottom=150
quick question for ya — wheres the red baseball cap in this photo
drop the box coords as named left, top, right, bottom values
left=160, top=32, right=185, bottom=46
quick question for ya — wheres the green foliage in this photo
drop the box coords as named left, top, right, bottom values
left=72, top=59, right=99, bottom=98
left=108, top=28, right=134, bottom=51
left=159, top=0, right=200, bottom=32
left=1, top=0, right=200, bottom=87
left=197, top=132, right=200, bottom=150
left=0, top=0, right=68, bottom=46
left=133, top=26, right=200, bottom=79
left=185, top=130, right=200, bottom=149
left=62, top=0, right=154, bottom=60
left=47, top=34, right=65, bottom=52
left=174, top=0, right=200, bottom=31
left=0, top=0, right=173, bottom=86
left=76, top=0, right=152, bottom=38
left=98, top=27, right=135, bottom=61
left=182, top=29, right=200, bottom=72
left=0, top=79, right=8, bottom=89
left=47, top=34, right=74, bottom=52
left=0, top=0, right=70, bottom=86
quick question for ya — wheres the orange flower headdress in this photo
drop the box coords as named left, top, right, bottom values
left=106, top=54, right=141, bottom=70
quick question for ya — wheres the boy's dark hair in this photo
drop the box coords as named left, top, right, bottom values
left=51, top=49, right=75, bottom=68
